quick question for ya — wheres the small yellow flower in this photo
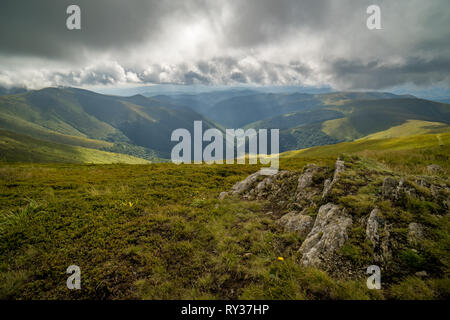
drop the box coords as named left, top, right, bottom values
left=277, top=257, right=284, bottom=261
left=129, top=202, right=133, bottom=207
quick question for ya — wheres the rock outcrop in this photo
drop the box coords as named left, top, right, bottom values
left=229, top=171, right=265, bottom=196
left=382, top=177, right=398, bottom=199
left=382, top=177, right=420, bottom=201
left=247, top=170, right=297, bottom=202
left=366, top=208, right=391, bottom=263
left=322, top=159, right=345, bottom=199
left=295, top=164, right=323, bottom=206
left=299, top=203, right=352, bottom=268
left=297, top=164, right=319, bottom=190
left=219, top=170, right=299, bottom=205
left=218, top=156, right=448, bottom=278
left=277, top=210, right=313, bottom=238
left=407, top=222, right=424, bottom=246
left=366, top=208, right=382, bottom=246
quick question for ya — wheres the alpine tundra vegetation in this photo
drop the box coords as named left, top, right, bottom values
left=1, top=130, right=448, bottom=299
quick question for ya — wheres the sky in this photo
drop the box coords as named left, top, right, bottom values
left=0, top=0, right=449, bottom=91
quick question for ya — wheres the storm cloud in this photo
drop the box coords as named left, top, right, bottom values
left=0, top=0, right=449, bottom=90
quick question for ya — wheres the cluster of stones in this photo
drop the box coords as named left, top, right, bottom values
left=219, top=160, right=448, bottom=274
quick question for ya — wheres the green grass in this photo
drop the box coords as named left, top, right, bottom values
left=1, top=141, right=448, bottom=299
left=0, top=161, right=392, bottom=299
left=274, top=97, right=450, bottom=152
left=322, top=118, right=361, bottom=140
left=331, top=98, right=450, bottom=138
left=283, top=132, right=450, bottom=174
left=0, top=129, right=149, bottom=164
left=0, top=163, right=258, bottom=299
left=360, top=120, right=450, bottom=140
left=0, top=124, right=449, bottom=300
left=0, top=87, right=219, bottom=156
left=0, top=113, right=114, bottom=149
left=0, top=89, right=121, bottom=139
left=318, top=98, right=450, bottom=145
left=388, top=277, right=447, bottom=300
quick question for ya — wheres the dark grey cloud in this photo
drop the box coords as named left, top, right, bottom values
left=330, top=57, right=450, bottom=89
left=222, top=0, right=335, bottom=47
left=0, top=0, right=210, bottom=60
left=0, top=0, right=448, bottom=90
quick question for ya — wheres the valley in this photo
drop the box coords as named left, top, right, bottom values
left=0, top=86, right=449, bottom=300
left=0, top=129, right=448, bottom=299
left=1, top=87, right=449, bottom=163
left=1, top=0, right=449, bottom=305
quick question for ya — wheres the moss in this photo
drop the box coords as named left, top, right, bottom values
left=428, top=278, right=450, bottom=299
left=311, top=169, right=328, bottom=185
left=338, top=194, right=374, bottom=217
left=341, top=244, right=363, bottom=264
left=405, top=197, right=441, bottom=216
left=389, top=277, right=435, bottom=300
left=0, top=270, right=31, bottom=299
left=334, top=280, right=384, bottom=300
left=399, top=249, right=426, bottom=271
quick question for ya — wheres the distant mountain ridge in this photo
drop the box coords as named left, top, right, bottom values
left=0, top=87, right=219, bottom=161
left=0, top=87, right=449, bottom=163
left=146, top=90, right=450, bottom=152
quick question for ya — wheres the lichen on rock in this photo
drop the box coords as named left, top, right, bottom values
left=277, top=210, right=314, bottom=238
left=218, top=156, right=448, bottom=280
left=299, top=203, right=352, bottom=268
left=322, top=159, right=345, bottom=199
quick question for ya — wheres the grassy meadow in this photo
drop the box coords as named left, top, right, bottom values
left=0, top=131, right=448, bottom=299
left=0, top=129, right=149, bottom=164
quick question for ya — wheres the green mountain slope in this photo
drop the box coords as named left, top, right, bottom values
left=277, top=98, right=450, bottom=152
left=0, top=129, right=149, bottom=164
left=0, top=87, right=218, bottom=159
left=193, top=91, right=411, bottom=128
left=0, top=112, right=113, bottom=149
left=149, top=89, right=258, bottom=115
left=0, top=128, right=448, bottom=299
left=0, top=88, right=122, bottom=139
left=193, top=91, right=450, bottom=152
left=246, top=109, right=343, bottom=130
left=323, top=98, right=450, bottom=139
left=205, top=93, right=321, bottom=127
left=316, top=91, right=414, bottom=105
left=360, top=120, right=450, bottom=140
left=2, top=88, right=449, bottom=160
left=283, top=131, right=450, bottom=159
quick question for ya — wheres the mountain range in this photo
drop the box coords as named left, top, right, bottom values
left=0, top=86, right=449, bottom=163
left=146, top=90, right=450, bottom=152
